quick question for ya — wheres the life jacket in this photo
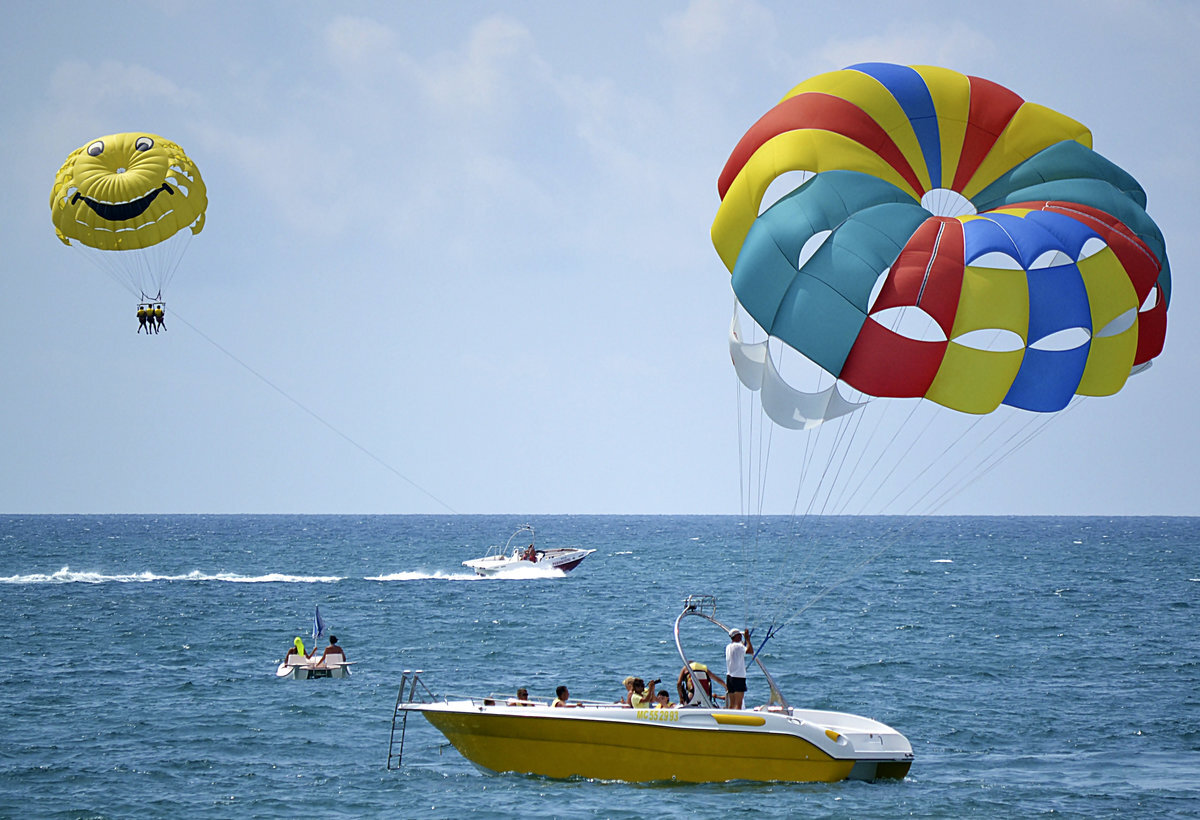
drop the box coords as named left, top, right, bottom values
left=683, top=663, right=713, bottom=705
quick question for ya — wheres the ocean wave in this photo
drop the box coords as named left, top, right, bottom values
left=368, top=566, right=565, bottom=581
left=1, top=565, right=568, bottom=585
left=366, top=570, right=480, bottom=581
left=0, top=567, right=344, bottom=584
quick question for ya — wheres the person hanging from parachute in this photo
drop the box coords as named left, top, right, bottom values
left=50, top=132, right=207, bottom=332
left=135, top=301, right=166, bottom=335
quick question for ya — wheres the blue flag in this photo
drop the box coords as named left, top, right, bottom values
left=313, top=606, right=327, bottom=642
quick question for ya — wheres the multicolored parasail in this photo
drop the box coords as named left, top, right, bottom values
left=50, top=132, right=207, bottom=304
left=713, top=63, right=1169, bottom=423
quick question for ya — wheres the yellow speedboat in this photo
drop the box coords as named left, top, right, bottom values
left=390, top=596, right=912, bottom=783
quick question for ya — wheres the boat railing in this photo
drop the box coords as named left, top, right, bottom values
left=474, top=543, right=510, bottom=562
left=504, top=524, right=535, bottom=552
left=473, top=523, right=536, bottom=563
left=450, top=693, right=619, bottom=709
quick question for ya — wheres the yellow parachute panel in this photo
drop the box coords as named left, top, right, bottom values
left=51, top=132, right=206, bottom=252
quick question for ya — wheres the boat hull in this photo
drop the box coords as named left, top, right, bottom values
left=406, top=702, right=911, bottom=783
left=275, top=662, right=350, bottom=679
left=463, top=548, right=596, bottom=576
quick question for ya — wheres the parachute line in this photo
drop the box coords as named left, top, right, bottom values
left=169, top=309, right=458, bottom=514
left=737, top=391, right=1079, bottom=639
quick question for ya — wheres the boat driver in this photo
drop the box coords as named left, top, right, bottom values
left=725, top=628, right=754, bottom=710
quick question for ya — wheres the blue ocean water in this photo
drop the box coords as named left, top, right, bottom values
left=2, top=514, right=1198, bottom=818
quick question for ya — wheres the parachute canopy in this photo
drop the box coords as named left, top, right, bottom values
left=713, top=63, right=1169, bottom=422
left=50, top=132, right=206, bottom=301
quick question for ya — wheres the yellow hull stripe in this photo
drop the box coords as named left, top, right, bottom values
left=713, top=713, right=767, bottom=726
left=423, top=711, right=854, bottom=783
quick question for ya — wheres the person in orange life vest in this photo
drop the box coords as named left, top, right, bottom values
left=677, top=661, right=726, bottom=706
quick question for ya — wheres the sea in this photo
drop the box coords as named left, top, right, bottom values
left=2, top=514, right=1198, bottom=819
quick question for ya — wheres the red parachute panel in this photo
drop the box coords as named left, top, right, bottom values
left=841, top=322, right=947, bottom=398
left=866, top=217, right=965, bottom=337
left=1134, top=285, right=1167, bottom=365
left=949, top=76, right=1024, bottom=193
left=717, top=93, right=925, bottom=199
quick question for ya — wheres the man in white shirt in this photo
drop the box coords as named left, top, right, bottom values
left=725, top=627, right=753, bottom=709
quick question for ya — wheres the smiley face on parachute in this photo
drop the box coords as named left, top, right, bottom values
left=50, top=132, right=206, bottom=252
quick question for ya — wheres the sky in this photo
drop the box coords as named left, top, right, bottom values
left=1, top=0, right=1196, bottom=515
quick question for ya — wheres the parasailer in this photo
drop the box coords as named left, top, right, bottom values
left=713, top=63, right=1170, bottom=642
left=135, top=302, right=166, bottom=336
left=50, top=132, right=206, bottom=331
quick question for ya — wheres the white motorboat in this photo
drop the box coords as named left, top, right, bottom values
left=462, top=524, right=596, bottom=576
left=388, top=596, right=912, bottom=782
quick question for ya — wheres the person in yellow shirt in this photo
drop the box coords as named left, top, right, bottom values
left=629, top=677, right=660, bottom=709
left=551, top=685, right=578, bottom=707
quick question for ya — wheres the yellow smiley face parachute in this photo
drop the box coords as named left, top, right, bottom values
left=50, top=132, right=207, bottom=303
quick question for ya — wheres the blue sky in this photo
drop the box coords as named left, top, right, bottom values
left=2, top=1, right=1196, bottom=514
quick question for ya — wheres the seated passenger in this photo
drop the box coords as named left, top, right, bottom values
left=653, top=690, right=674, bottom=709
left=618, top=676, right=635, bottom=706
left=507, top=687, right=532, bottom=706
left=285, top=637, right=310, bottom=663
left=551, top=684, right=576, bottom=707
left=317, top=635, right=346, bottom=665
left=629, top=677, right=659, bottom=709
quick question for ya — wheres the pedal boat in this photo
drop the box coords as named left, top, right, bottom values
left=391, top=596, right=912, bottom=782
left=276, top=654, right=352, bottom=679
left=462, top=524, right=596, bottom=576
